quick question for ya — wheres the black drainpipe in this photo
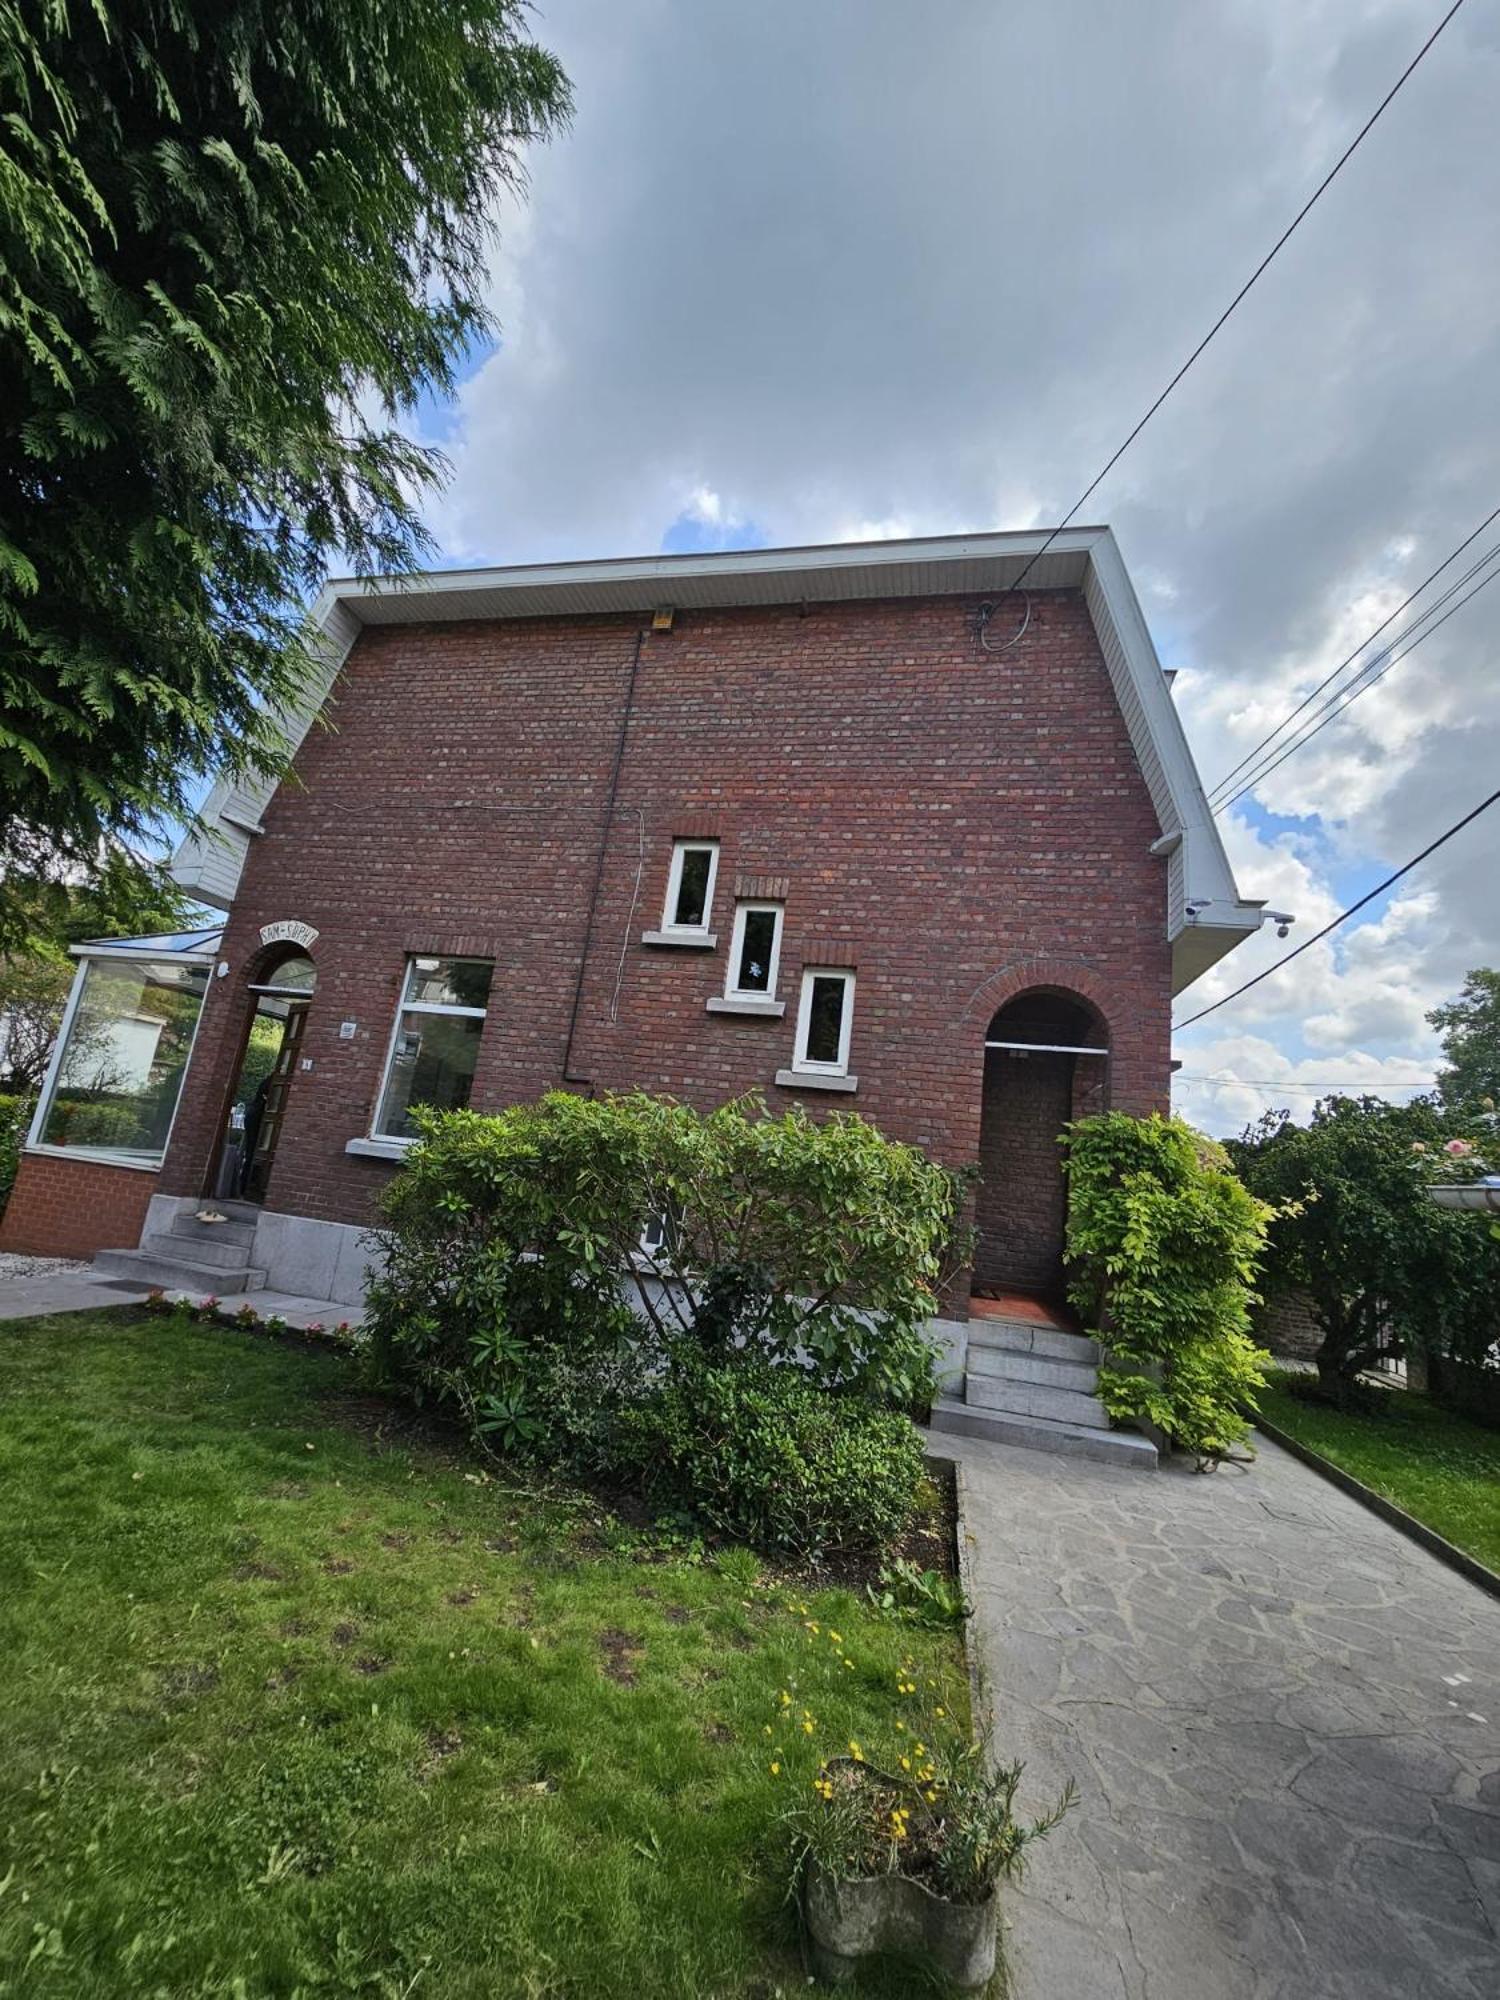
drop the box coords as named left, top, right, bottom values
left=562, top=623, right=648, bottom=1088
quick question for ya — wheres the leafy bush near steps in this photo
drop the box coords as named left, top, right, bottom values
left=610, top=1360, right=927, bottom=1555
left=366, top=1089, right=964, bottom=1441
left=1063, top=1112, right=1274, bottom=1466
left=0, top=1094, right=28, bottom=1217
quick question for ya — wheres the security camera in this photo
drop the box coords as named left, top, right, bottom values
left=1263, top=910, right=1296, bottom=940
left=1185, top=899, right=1210, bottom=919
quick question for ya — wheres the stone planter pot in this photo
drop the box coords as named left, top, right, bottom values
left=803, top=1855, right=997, bottom=1990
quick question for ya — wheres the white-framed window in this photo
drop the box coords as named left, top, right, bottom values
left=725, top=902, right=783, bottom=1000
left=792, top=966, right=855, bottom=1075
left=661, top=839, right=719, bottom=937
left=373, top=956, right=494, bottom=1141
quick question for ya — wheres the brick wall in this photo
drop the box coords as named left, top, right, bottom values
left=0, top=1150, right=157, bottom=1259
left=1254, top=1290, right=1324, bottom=1363
left=974, top=1049, right=1073, bottom=1293
left=159, top=589, right=1174, bottom=1286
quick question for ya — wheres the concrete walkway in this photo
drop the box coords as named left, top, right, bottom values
left=938, top=1429, right=1500, bottom=2000
left=0, top=1257, right=357, bottom=1330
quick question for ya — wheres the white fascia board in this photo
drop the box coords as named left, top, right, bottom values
left=170, top=588, right=361, bottom=910
left=1080, top=531, right=1262, bottom=992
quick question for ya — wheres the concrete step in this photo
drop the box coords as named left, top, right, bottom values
left=966, top=1345, right=1099, bottom=1393
left=965, top=1371, right=1112, bottom=1428
left=169, top=1212, right=257, bottom=1250
left=92, top=1248, right=267, bottom=1293
left=968, top=1319, right=1101, bottom=1367
left=146, top=1228, right=256, bottom=1270
left=929, top=1396, right=1158, bottom=1469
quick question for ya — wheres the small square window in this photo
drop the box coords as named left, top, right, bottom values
left=662, top=840, right=719, bottom=935
left=793, top=967, right=855, bottom=1075
left=373, top=955, right=493, bottom=1140
left=726, top=903, right=783, bottom=999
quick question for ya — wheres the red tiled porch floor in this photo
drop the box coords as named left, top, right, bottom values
left=968, top=1290, right=1077, bottom=1330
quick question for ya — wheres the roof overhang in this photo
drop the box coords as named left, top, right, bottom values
left=172, top=528, right=1263, bottom=993
left=71, top=927, right=224, bottom=963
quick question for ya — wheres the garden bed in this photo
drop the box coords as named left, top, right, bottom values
left=0, top=1309, right=969, bottom=1997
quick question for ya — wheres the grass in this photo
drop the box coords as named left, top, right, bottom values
left=1258, top=1368, right=1500, bottom=1573
left=0, top=1310, right=970, bottom=1999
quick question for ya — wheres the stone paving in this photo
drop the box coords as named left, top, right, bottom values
left=935, top=1427, right=1500, bottom=2000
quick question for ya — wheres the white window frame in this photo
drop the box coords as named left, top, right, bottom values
left=660, top=839, right=720, bottom=937
left=371, top=955, right=491, bottom=1144
left=792, top=966, right=856, bottom=1076
left=724, top=901, right=783, bottom=1001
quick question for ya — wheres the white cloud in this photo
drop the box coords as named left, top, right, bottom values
left=409, top=0, right=1500, bottom=1126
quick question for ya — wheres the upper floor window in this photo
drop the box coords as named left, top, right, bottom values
left=793, top=966, right=855, bottom=1075
left=374, top=956, right=493, bottom=1141
left=726, top=902, right=783, bottom=1000
left=661, top=840, right=719, bottom=937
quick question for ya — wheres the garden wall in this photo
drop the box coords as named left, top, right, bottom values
left=0, top=1150, right=158, bottom=1260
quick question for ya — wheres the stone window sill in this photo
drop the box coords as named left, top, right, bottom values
left=345, top=1136, right=412, bottom=1162
left=706, top=995, right=786, bottom=1018
left=641, top=929, right=717, bottom=950
left=774, top=1068, right=859, bottom=1094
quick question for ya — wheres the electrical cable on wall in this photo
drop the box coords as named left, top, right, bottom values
left=608, top=808, right=647, bottom=1025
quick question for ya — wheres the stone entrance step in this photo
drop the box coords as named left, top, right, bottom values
left=929, top=1396, right=1158, bottom=1469
left=966, top=1344, right=1100, bottom=1393
left=964, top=1369, right=1112, bottom=1429
left=968, top=1318, right=1102, bottom=1367
left=92, top=1247, right=267, bottom=1293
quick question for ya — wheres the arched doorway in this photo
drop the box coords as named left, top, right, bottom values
left=974, top=990, right=1109, bottom=1300
left=215, top=949, right=318, bottom=1202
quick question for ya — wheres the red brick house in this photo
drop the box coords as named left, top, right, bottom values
left=5, top=530, right=1264, bottom=1459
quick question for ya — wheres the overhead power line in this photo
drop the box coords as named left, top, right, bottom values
left=1210, top=553, right=1500, bottom=816
left=988, top=0, right=1468, bottom=616
left=1173, top=780, right=1500, bottom=1033
left=1175, top=1072, right=1430, bottom=1096
left=1206, top=501, right=1500, bottom=804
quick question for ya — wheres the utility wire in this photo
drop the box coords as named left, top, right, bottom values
left=987, top=0, right=1468, bottom=618
left=1211, top=555, right=1500, bottom=816
left=1175, top=1072, right=1430, bottom=1095
left=1173, top=781, right=1500, bottom=1033
left=1206, top=502, right=1500, bottom=803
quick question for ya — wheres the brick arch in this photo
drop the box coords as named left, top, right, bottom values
left=955, top=954, right=1119, bottom=1036
left=241, top=938, right=319, bottom=989
left=971, top=971, right=1118, bottom=1300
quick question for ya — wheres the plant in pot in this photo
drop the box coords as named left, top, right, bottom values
left=784, top=1713, right=1075, bottom=1990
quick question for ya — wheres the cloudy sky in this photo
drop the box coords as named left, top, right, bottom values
left=408, top=0, right=1500, bottom=1136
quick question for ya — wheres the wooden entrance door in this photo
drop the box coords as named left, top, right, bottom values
left=244, top=1002, right=308, bottom=1202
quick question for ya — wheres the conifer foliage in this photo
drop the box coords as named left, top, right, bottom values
left=0, top=0, right=569, bottom=920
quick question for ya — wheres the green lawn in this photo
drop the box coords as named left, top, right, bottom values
left=1258, top=1369, right=1500, bottom=1573
left=0, top=1311, right=967, bottom=1998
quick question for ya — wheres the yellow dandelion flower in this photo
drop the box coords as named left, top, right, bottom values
left=848, top=1740, right=864, bottom=1761
left=895, top=1719, right=906, bottom=1732
left=935, top=1707, right=946, bottom=1718
left=828, top=1630, right=842, bottom=1645
left=900, top=1756, right=911, bottom=1771
left=926, top=1789, right=938, bottom=1803
left=770, top=1762, right=781, bottom=1776
left=763, top=1725, right=773, bottom=1736
left=802, top=1720, right=814, bottom=1734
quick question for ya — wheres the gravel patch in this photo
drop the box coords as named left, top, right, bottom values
left=0, top=1253, right=93, bottom=1282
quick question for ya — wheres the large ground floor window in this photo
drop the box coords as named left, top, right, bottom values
left=34, top=952, right=211, bottom=1165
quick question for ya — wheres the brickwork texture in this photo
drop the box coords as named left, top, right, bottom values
left=154, top=589, right=1174, bottom=1299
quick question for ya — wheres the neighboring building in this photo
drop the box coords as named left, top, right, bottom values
left=3, top=531, right=1265, bottom=1457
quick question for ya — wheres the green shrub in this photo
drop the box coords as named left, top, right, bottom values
left=611, top=1360, right=926, bottom=1554
left=1064, top=1112, right=1273, bottom=1465
left=368, top=1089, right=964, bottom=1422
left=0, top=1093, right=28, bottom=1217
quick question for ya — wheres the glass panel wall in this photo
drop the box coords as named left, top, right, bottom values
left=38, top=957, right=210, bottom=1163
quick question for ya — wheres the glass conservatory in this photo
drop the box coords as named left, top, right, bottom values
left=29, top=929, right=221, bottom=1168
